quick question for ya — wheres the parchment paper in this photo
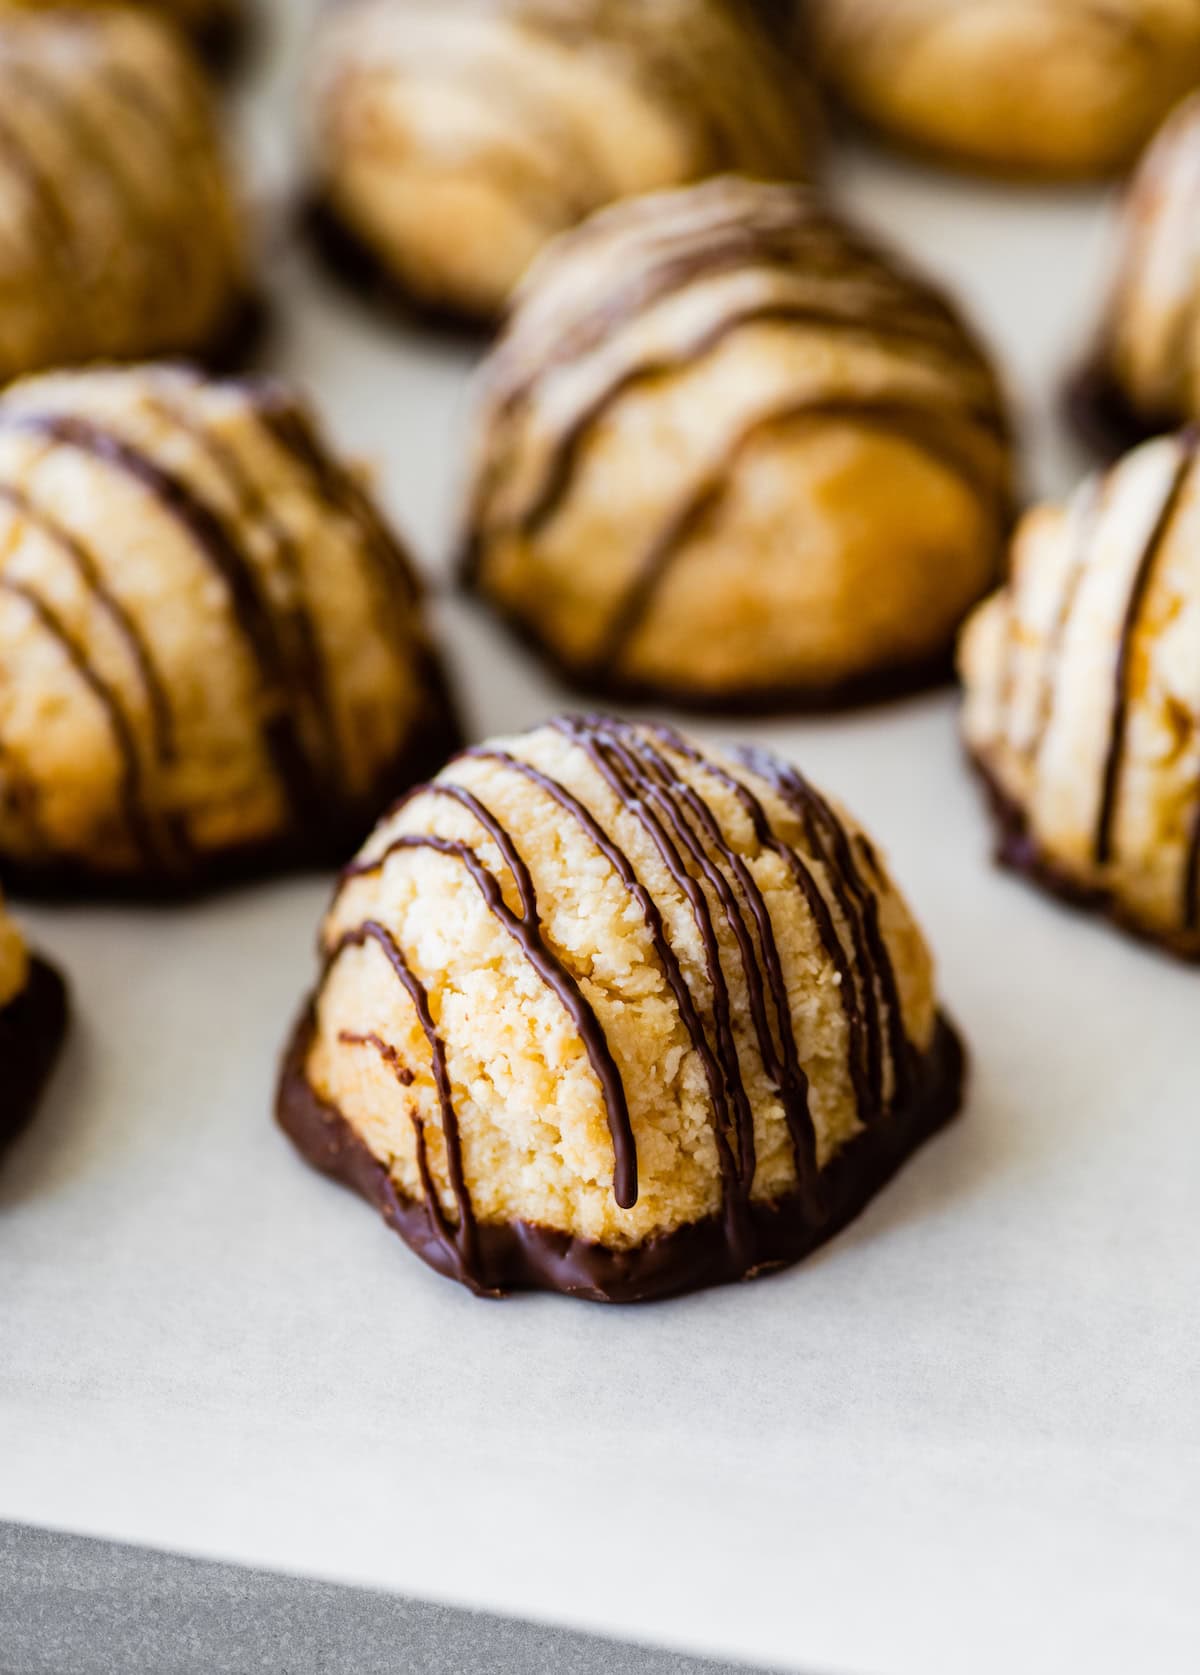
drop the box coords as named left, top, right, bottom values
left=3, top=5, right=1198, bottom=1672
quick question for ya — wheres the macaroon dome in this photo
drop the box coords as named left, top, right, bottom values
left=809, top=0, right=1200, bottom=179
left=462, top=174, right=1013, bottom=711
left=961, top=429, right=1200, bottom=958
left=0, top=364, right=460, bottom=893
left=0, top=0, right=243, bottom=62
left=1074, top=93, right=1200, bottom=451
left=305, top=0, right=817, bottom=323
left=0, top=7, right=249, bottom=387
left=278, top=715, right=964, bottom=1302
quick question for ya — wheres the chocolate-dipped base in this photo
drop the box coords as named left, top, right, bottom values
left=276, top=1005, right=965, bottom=1304
left=0, top=956, right=68, bottom=1156
left=300, top=198, right=498, bottom=342
left=1063, top=361, right=1174, bottom=462
left=1, top=675, right=464, bottom=904
left=458, top=583, right=958, bottom=716
left=970, top=750, right=1200, bottom=963
left=192, top=2, right=254, bottom=77
left=0, top=293, right=269, bottom=397
left=190, top=290, right=270, bottom=379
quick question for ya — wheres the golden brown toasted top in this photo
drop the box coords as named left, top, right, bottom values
left=0, top=7, right=246, bottom=383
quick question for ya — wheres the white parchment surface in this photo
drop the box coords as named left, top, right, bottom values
left=2, top=5, right=1198, bottom=1672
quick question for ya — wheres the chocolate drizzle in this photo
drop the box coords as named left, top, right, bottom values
left=0, top=379, right=463, bottom=894
left=142, top=385, right=341, bottom=795
left=0, top=408, right=322, bottom=826
left=587, top=398, right=1001, bottom=680
left=651, top=724, right=873, bottom=1115
left=967, top=430, right=1200, bottom=955
left=342, top=797, right=638, bottom=1209
left=1094, top=436, right=1194, bottom=867
left=333, top=920, right=480, bottom=1278
left=0, top=106, right=72, bottom=269
left=0, top=482, right=175, bottom=766
left=305, top=0, right=813, bottom=329
left=281, top=717, right=950, bottom=1300
left=464, top=179, right=1012, bottom=707
left=512, top=300, right=998, bottom=543
left=1017, top=474, right=1104, bottom=770
left=0, top=11, right=252, bottom=380
left=0, top=577, right=161, bottom=866
left=464, top=742, right=744, bottom=1235
left=13, top=57, right=177, bottom=335
left=250, top=389, right=422, bottom=609
left=487, top=204, right=981, bottom=436
left=735, top=744, right=912, bottom=1104
left=338, top=1030, right=416, bottom=1086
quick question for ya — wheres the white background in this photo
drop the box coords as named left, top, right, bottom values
left=2, top=4, right=1198, bottom=1673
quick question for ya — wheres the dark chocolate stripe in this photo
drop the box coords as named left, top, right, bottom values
left=12, top=61, right=171, bottom=300
left=649, top=723, right=872, bottom=1124
left=510, top=299, right=989, bottom=540
left=790, top=771, right=911, bottom=1105
left=736, top=746, right=910, bottom=1108
left=143, top=388, right=341, bottom=794
left=617, top=730, right=797, bottom=1088
left=1094, top=438, right=1194, bottom=867
left=493, top=199, right=976, bottom=422
left=1022, top=474, right=1105, bottom=767
left=587, top=396, right=995, bottom=680
left=551, top=716, right=757, bottom=1243
left=420, top=784, right=537, bottom=918
left=0, top=411, right=320, bottom=824
left=463, top=745, right=738, bottom=1195
left=251, top=393, right=420, bottom=607
left=599, top=727, right=787, bottom=1119
left=0, top=109, right=74, bottom=272
left=0, top=577, right=158, bottom=863
left=528, top=3, right=799, bottom=174
left=0, top=483, right=174, bottom=766
left=99, top=53, right=222, bottom=293
left=338, top=1030, right=415, bottom=1085
left=613, top=725, right=818, bottom=1193
left=379, top=42, right=610, bottom=223
left=492, top=222, right=854, bottom=418
left=343, top=822, right=638, bottom=1208
left=330, top=920, right=477, bottom=1278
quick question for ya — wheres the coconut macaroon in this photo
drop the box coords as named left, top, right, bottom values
left=461, top=175, right=1013, bottom=711
left=0, top=892, right=68, bottom=1154
left=304, top=0, right=816, bottom=325
left=277, top=714, right=965, bottom=1302
left=0, top=364, right=461, bottom=894
left=0, top=8, right=250, bottom=387
left=0, top=0, right=244, bottom=64
left=1071, top=94, right=1200, bottom=452
left=961, top=430, right=1200, bottom=959
left=809, top=0, right=1200, bottom=179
